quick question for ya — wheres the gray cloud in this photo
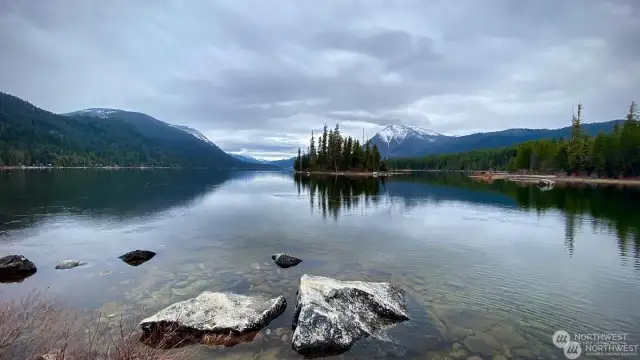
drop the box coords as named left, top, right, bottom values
left=1, top=0, right=638, bottom=158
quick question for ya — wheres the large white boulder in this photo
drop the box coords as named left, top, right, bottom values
left=292, top=274, right=410, bottom=356
left=139, top=291, right=286, bottom=347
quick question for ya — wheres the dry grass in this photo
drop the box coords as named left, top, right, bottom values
left=0, top=290, right=193, bottom=360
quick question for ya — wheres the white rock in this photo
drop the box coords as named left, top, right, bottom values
left=292, top=274, right=410, bottom=356
left=140, top=291, right=286, bottom=336
left=55, top=260, right=87, bottom=270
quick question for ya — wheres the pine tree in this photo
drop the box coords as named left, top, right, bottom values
left=332, top=123, right=342, bottom=172
left=342, top=137, right=353, bottom=169
left=372, top=144, right=381, bottom=171
left=620, top=101, right=640, bottom=175
left=352, top=140, right=361, bottom=169
left=568, top=103, right=588, bottom=173
left=296, top=148, right=302, bottom=171
left=591, top=132, right=607, bottom=176
left=627, top=101, right=638, bottom=123
left=321, top=124, right=328, bottom=168
left=364, top=142, right=372, bottom=171
left=309, top=131, right=317, bottom=169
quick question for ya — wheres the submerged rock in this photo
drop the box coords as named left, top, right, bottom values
left=463, top=332, right=502, bottom=356
left=119, top=250, right=156, bottom=266
left=291, top=274, right=410, bottom=357
left=272, top=253, right=302, bottom=268
left=536, top=179, right=555, bottom=191
left=0, top=255, right=37, bottom=283
left=55, top=260, right=87, bottom=270
left=139, top=291, right=286, bottom=348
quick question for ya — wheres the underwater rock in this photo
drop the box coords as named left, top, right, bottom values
left=119, top=250, right=156, bottom=266
left=55, top=260, right=87, bottom=270
left=271, top=253, right=302, bottom=268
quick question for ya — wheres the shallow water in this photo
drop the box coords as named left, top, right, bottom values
left=1, top=170, right=639, bottom=359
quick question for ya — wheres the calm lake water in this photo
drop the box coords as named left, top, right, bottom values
left=1, top=170, right=639, bottom=360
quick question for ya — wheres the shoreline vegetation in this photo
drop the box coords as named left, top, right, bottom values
left=0, top=291, right=190, bottom=360
left=294, top=170, right=403, bottom=177
left=293, top=123, right=387, bottom=174
left=385, top=101, right=640, bottom=180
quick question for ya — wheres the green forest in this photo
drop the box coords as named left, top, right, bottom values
left=387, top=102, right=640, bottom=178
left=0, top=92, right=270, bottom=169
left=294, top=123, right=386, bottom=172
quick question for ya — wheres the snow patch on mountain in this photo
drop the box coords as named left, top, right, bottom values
left=229, top=153, right=269, bottom=164
left=63, top=108, right=120, bottom=119
left=170, top=125, right=215, bottom=146
left=376, top=124, right=442, bottom=145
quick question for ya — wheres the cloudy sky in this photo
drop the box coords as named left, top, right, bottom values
left=1, top=0, right=638, bottom=160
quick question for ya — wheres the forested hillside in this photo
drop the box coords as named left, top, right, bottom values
left=0, top=92, right=273, bottom=169
left=387, top=102, right=640, bottom=178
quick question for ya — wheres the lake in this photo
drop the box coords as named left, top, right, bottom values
left=1, top=170, right=639, bottom=360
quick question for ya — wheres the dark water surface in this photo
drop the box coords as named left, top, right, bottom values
left=1, top=170, right=639, bottom=359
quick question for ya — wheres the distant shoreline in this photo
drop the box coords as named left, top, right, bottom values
left=0, top=166, right=180, bottom=171
left=469, top=172, right=640, bottom=186
left=294, top=170, right=404, bottom=177
left=0, top=166, right=280, bottom=171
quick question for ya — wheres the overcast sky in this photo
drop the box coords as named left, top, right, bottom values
left=1, top=0, right=639, bottom=160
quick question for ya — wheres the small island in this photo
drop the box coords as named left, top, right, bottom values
left=293, top=123, right=395, bottom=177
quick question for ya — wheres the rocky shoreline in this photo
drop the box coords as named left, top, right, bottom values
left=2, top=250, right=566, bottom=359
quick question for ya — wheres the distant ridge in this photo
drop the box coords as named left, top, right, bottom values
left=0, top=92, right=276, bottom=169
left=369, top=120, right=624, bottom=158
left=229, top=153, right=269, bottom=164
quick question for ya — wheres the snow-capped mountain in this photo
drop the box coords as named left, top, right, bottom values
left=377, top=124, right=442, bottom=145
left=170, top=125, right=216, bottom=146
left=370, top=124, right=448, bottom=158
left=229, top=153, right=269, bottom=164
left=64, top=108, right=120, bottom=119
left=56, top=106, right=278, bottom=169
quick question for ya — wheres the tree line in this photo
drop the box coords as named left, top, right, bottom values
left=294, top=123, right=386, bottom=172
left=387, top=101, right=640, bottom=178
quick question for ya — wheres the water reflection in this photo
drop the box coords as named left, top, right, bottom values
left=0, top=170, right=255, bottom=233
left=1, top=170, right=639, bottom=359
left=297, top=172, right=640, bottom=267
left=294, top=174, right=385, bottom=220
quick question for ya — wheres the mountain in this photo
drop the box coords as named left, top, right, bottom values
left=229, top=153, right=269, bottom=164
left=268, top=157, right=296, bottom=169
left=170, top=124, right=217, bottom=146
left=371, top=121, right=624, bottom=158
left=0, top=92, right=275, bottom=169
left=369, top=124, right=445, bottom=158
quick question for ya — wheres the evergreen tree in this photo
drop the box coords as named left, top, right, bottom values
left=296, top=148, right=302, bottom=171
left=568, top=103, right=586, bottom=172
left=352, top=140, right=361, bottom=169
left=620, top=101, right=639, bottom=175
left=309, top=131, right=317, bottom=168
left=364, top=142, right=372, bottom=171
left=372, top=144, right=381, bottom=171
left=321, top=124, right=328, bottom=168
left=591, top=132, right=607, bottom=176
left=332, top=123, right=342, bottom=171
left=342, top=137, right=352, bottom=170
